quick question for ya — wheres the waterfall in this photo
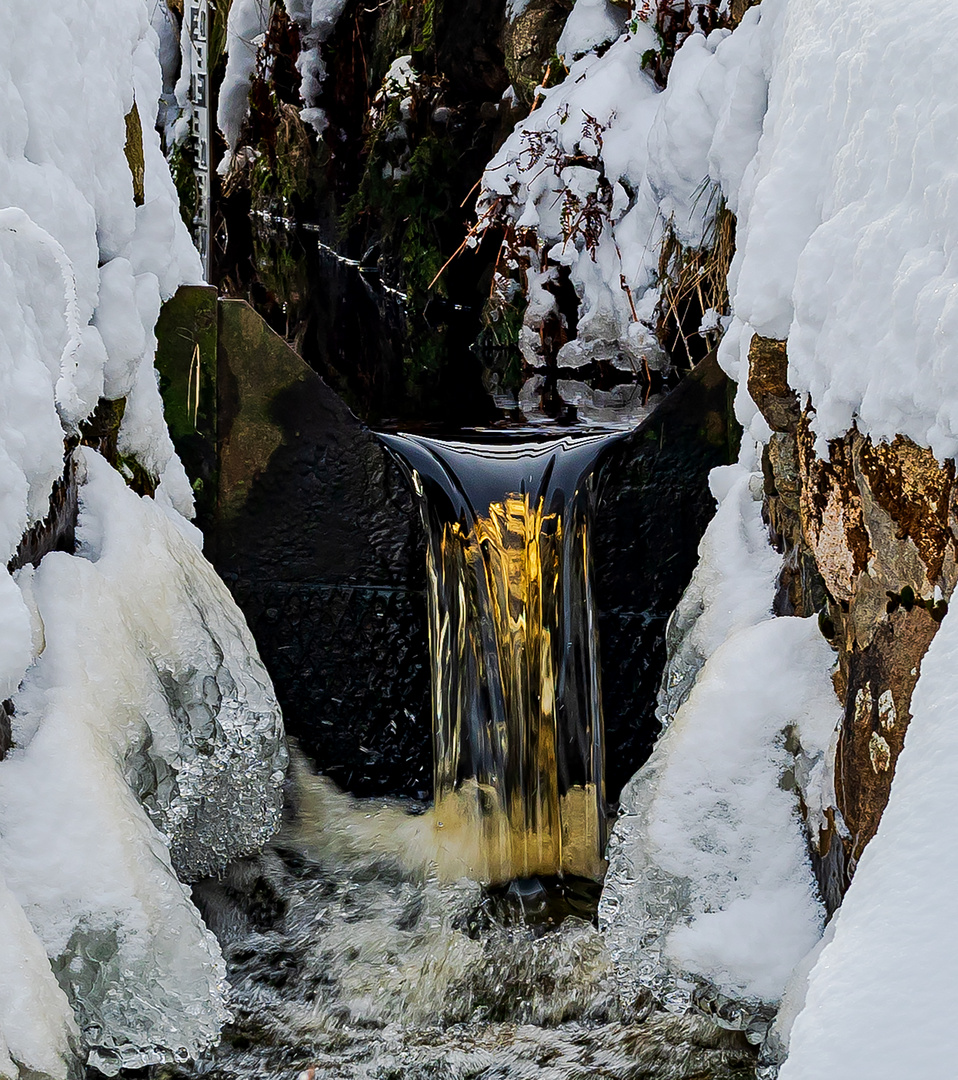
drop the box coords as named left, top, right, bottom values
left=381, top=430, right=620, bottom=883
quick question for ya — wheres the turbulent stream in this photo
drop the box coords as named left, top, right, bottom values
left=159, top=757, right=756, bottom=1080
left=145, top=287, right=759, bottom=1080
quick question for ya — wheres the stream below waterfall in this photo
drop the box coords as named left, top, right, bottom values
left=152, top=757, right=756, bottom=1080
left=162, top=216, right=756, bottom=1080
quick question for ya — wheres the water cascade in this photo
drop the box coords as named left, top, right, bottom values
left=380, top=430, right=621, bottom=884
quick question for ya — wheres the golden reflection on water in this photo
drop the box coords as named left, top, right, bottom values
left=428, top=491, right=605, bottom=883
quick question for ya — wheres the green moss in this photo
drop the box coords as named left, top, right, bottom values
left=245, top=91, right=322, bottom=215
left=338, top=61, right=468, bottom=385
left=418, top=0, right=436, bottom=54
left=169, top=140, right=199, bottom=229
left=154, top=285, right=219, bottom=520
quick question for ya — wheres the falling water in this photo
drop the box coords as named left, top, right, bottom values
left=379, top=430, right=621, bottom=884
left=157, top=431, right=758, bottom=1079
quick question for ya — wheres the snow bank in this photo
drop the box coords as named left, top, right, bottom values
left=725, top=0, right=958, bottom=458
left=0, top=0, right=285, bottom=1073
left=577, top=0, right=958, bottom=1055
left=0, top=0, right=203, bottom=798
left=601, top=457, right=841, bottom=1013
left=1, top=451, right=285, bottom=1069
left=777, top=611, right=958, bottom=1079
left=0, top=0, right=201, bottom=574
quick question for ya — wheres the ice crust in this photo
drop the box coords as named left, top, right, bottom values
left=66, top=451, right=287, bottom=880
left=0, top=0, right=285, bottom=1074
left=0, top=453, right=284, bottom=1069
left=0, top=877, right=78, bottom=1080
left=600, top=459, right=840, bottom=1015
left=1, top=484, right=234, bottom=1066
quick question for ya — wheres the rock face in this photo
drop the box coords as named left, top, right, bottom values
left=750, top=333, right=956, bottom=910
left=503, top=0, right=573, bottom=106
left=213, top=299, right=433, bottom=797
left=217, top=0, right=521, bottom=424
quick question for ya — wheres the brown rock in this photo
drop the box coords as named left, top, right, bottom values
left=857, top=435, right=955, bottom=584
left=729, top=0, right=762, bottom=25
left=0, top=700, right=11, bottom=760
left=798, top=427, right=870, bottom=604
left=503, top=0, right=573, bottom=108
left=747, top=335, right=801, bottom=433
left=752, top=349, right=958, bottom=912
left=836, top=608, right=938, bottom=880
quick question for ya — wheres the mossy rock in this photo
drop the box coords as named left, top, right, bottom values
left=503, top=0, right=573, bottom=107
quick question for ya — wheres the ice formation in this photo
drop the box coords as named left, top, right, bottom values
left=31, top=451, right=287, bottom=882
left=0, top=464, right=234, bottom=1069
left=282, top=0, right=351, bottom=135
left=218, top=0, right=352, bottom=141
left=0, top=0, right=285, bottom=1075
left=600, top=459, right=840, bottom=1018
left=0, top=879, right=78, bottom=1080
left=218, top=0, right=270, bottom=171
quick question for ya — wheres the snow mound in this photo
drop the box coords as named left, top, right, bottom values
left=601, top=459, right=840, bottom=1014
left=0, top=0, right=285, bottom=1072
left=1, top=451, right=285, bottom=1068
left=778, top=609, right=958, bottom=1080
left=727, top=0, right=958, bottom=458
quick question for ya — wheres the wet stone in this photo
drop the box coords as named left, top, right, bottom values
left=207, top=306, right=734, bottom=803
left=747, top=335, right=800, bottom=434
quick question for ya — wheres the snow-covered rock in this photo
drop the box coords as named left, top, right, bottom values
left=0, top=0, right=286, bottom=1073
left=601, top=457, right=841, bottom=1014
left=778, top=608, right=958, bottom=1080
